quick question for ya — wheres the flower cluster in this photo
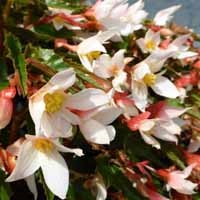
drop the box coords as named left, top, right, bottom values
left=0, top=0, right=200, bottom=199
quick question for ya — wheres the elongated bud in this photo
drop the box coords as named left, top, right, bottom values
left=0, top=87, right=16, bottom=129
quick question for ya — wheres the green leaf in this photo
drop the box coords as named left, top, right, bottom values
left=4, top=32, right=27, bottom=95
left=67, top=182, right=95, bottom=200
left=0, top=58, right=9, bottom=91
left=97, top=157, right=146, bottom=200
left=160, top=142, right=186, bottom=169
left=0, top=170, right=12, bottom=200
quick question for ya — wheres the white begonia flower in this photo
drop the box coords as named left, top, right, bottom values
left=29, top=68, right=110, bottom=138
left=137, top=105, right=187, bottom=149
left=153, top=5, right=181, bottom=26
left=131, top=52, right=179, bottom=111
left=77, top=30, right=116, bottom=72
left=136, top=29, right=161, bottom=53
left=95, top=178, right=107, bottom=200
left=6, top=134, right=83, bottom=199
left=93, top=49, right=127, bottom=92
left=94, top=0, right=148, bottom=36
left=166, top=34, right=198, bottom=59
left=167, top=164, right=197, bottom=195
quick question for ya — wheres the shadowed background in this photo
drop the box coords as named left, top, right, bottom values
left=90, top=0, right=200, bottom=33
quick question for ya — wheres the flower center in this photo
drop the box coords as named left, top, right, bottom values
left=143, top=73, right=157, bottom=87
left=34, top=138, right=54, bottom=154
left=53, top=16, right=65, bottom=24
left=86, top=51, right=101, bottom=62
left=146, top=40, right=156, bottom=51
left=44, top=91, right=65, bottom=113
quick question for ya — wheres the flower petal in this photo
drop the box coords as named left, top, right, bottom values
left=6, top=140, right=40, bottom=182
left=65, top=88, right=109, bottom=111
left=151, top=76, right=179, bottom=98
left=25, top=175, right=38, bottom=200
left=49, top=68, right=76, bottom=91
left=40, top=151, right=69, bottom=199
left=80, top=119, right=111, bottom=144
left=140, top=132, right=160, bottom=149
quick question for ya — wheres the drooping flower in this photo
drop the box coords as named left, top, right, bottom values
left=0, top=87, right=16, bottom=129
left=77, top=30, right=116, bottom=71
left=131, top=52, right=179, bottom=111
left=93, top=49, right=127, bottom=92
left=92, top=0, right=148, bottom=36
left=29, top=68, right=110, bottom=138
left=136, top=29, right=161, bottom=53
left=127, top=102, right=187, bottom=149
left=165, top=34, right=198, bottom=59
left=6, top=134, right=83, bottom=199
left=153, top=5, right=181, bottom=26
left=157, top=165, right=197, bottom=195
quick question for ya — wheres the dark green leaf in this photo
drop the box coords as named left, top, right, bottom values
left=0, top=58, right=9, bottom=91
left=4, top=32, right=27, bottom=95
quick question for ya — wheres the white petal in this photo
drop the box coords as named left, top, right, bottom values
left=136, top=38, right=147, bottom=53
left=6, top=140, right=40, bottom=182
left=112, top=71, right=127, bottom=92
left=131, top=80, right=148, bottom=111
left=41, top=112, right=72, bottom=138
left=96, top=182, right=107, bottom=200
left=25, top=175, right=38, bottom=200
left=40, top=151, right=69, bottom=199
left=79, top=55, right=94, bottom=72
left=151, top=76, right=179, bottom=98
left=80, top=119, right=111, bottom=144
left=96, top=30, right=117, bottom=43
left=106, top=125, right=116, bottom=142
left=61, top=109, right=81, bottom=125
left=158, top=120, right=181, bottom=135
left=52, top=19, right=64, bottom=31
left=112, top=49, right=125, bottom=70
left=134, top=62, right=151, bottom=80
left=140, top=132, right=160, bottom=149
left=139, top=119, right=155, bottom=132
left=49, top=68, right=76, bottom=91
left=176, top=51, right=198, bottom=59
left=153, top=5, right=181, bottom=26
left=188, top=140, right=200, bottom=152
left=53, top=140, right=83, bottom=156
left=65, top=89, right=109, bottom=111
left=93, top=106, right=122, bottom=125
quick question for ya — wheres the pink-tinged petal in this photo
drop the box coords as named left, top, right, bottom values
left=158, top=105, right=188, bottom=119
left=127, top=112, right=151, bottom=131
left=131, top=81, right=148, bottom=111
left=153, top=5, right=181, bottom=26
left=25, top=175, right=38, bottom=200
left=53, top=141, right=83, bottom=157
left=65, top=88, right=109, bottom=111
left=153, top=125, right=178, bottom=143
left=40, top=151, right=69, bottom=199
left=49, top=68, right=76, bottom=91
left=139, top=119, right=155, bottom=132
left=188, top=140, right=200, bottom=153
left=80, top=119, right=111, bottom=144
left=140, top=132, right=160, bottom=149
left=157, top=120, right=181, bottom=135
left=151, top=76, right=179, bottom=98
left=6, top=140, right=40, bottom=182
left=168, top=173, right=197, bottom=195
left=92, top=106, right=122, bottom=125
left=0, top=98, right=13, bottom=129
left=41, top=112, right=72, bottom=138
left=61, top=109, right=81, bottom=125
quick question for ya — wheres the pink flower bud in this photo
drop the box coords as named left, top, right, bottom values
left=0, top=87, right=16, bottom=129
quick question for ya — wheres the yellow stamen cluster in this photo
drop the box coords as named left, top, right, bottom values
left=53, top=16, right=64, bottom=24
left=143, top=73, right=157, bottom=87
left=44, top=91, right=65, bottom=113
left=34, top=138, right=54, bottom=154
left=146, top=40, right=156, bottom=51
left=86, top=51, right=101, bottom=62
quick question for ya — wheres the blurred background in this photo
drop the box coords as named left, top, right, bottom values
left=89, top=0, right=200, bottom=33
